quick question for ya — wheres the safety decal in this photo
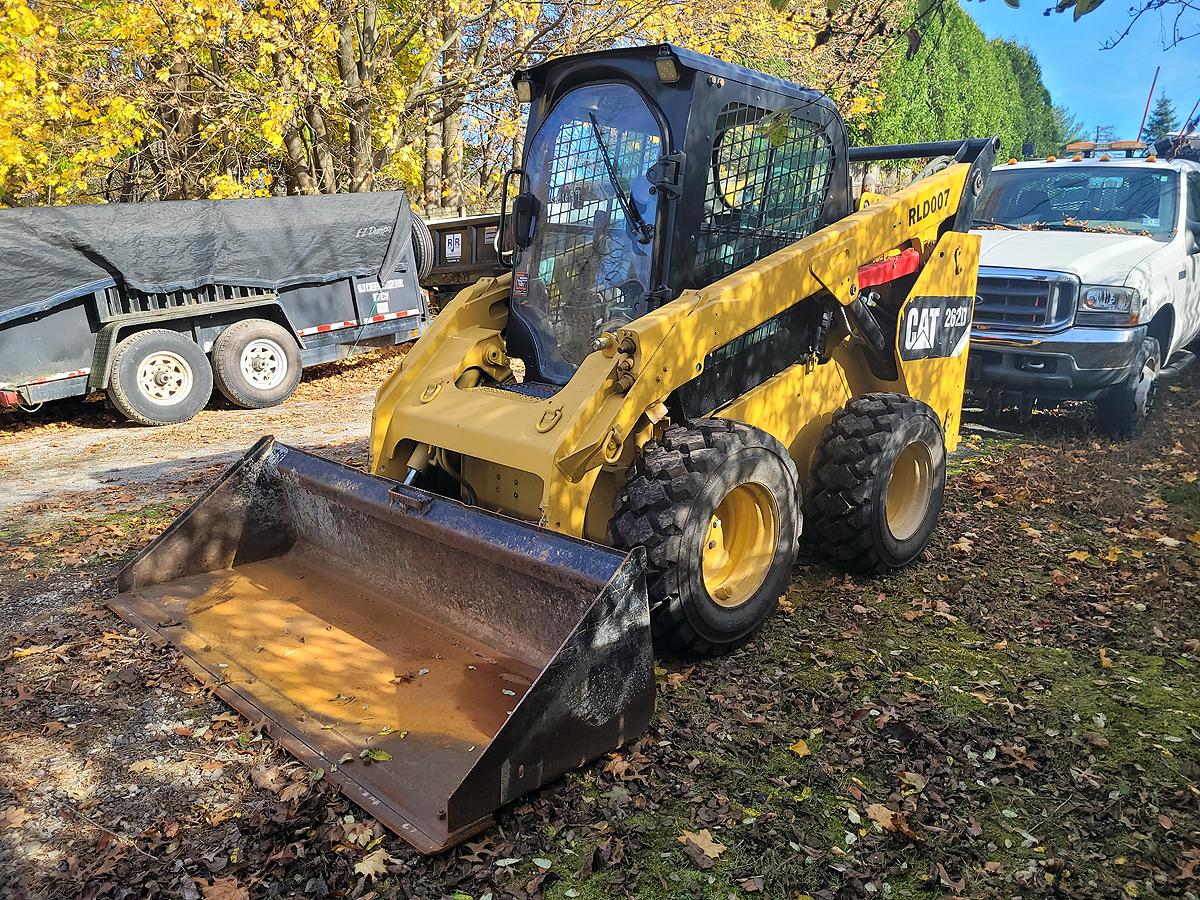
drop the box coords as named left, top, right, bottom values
left=898, top=295, right=973, bottom=361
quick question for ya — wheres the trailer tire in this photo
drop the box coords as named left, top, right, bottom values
left=212, top=319, right=303, bottom=409
left=809, top=393, right=946, bottom=573
left=610, top=419, right=801, bottom=658
left=107, top=329, right=213, bottom=426
left=411, top=215, right=434, bottom=280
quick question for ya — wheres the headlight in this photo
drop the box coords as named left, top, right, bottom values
left=1076, top=285, right=1142, bottom=326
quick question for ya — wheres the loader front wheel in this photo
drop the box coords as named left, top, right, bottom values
left=611, top=420, right=801, bottom=658
left=809, top=393, right=946, bottom=573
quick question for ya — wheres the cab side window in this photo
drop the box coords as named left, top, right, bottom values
left=1189, top=172, right=1200, bottom=223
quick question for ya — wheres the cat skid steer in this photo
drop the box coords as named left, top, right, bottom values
left=111, top=45, right=998, bottom=853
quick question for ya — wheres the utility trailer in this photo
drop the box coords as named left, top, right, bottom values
left=421, top=213, right=507, bottom=309
left=0, top=191, right=436, bottom=425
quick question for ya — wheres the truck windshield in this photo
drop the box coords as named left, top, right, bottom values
left=510, top=83, right=663, bottom=383
left=975, top=166, right=1179, bottom=241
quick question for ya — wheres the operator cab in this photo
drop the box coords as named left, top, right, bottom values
left=498, top=45, right=852, bottom=387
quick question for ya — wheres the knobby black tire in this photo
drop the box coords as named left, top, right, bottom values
left=809, top=393, right=946, bottom=574
left=610, top=419, right=801, bottom=658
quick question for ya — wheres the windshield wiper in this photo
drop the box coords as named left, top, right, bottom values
left=588, top=113, right=654, bottom=245
left=972, top=217, right=1020, bottom=230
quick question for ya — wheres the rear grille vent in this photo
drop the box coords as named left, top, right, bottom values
left=973, top=268, right=1077, bottom=330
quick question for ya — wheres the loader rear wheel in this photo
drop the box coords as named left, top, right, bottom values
left=107, top=328, right=213, bottom=426
left=212, top=319, right=303, bottom=409
left=611, top=419, right=801, bottom=658
left=809, top=393, right=945, bottom=573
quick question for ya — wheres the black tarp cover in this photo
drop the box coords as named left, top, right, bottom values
left=0, top=191, right=413, bottom=325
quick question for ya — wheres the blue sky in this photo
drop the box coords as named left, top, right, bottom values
left=966, top=0, right=1199, bottom=141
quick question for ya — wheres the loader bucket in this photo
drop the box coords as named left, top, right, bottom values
left=110, top=437, right=652, bottom=853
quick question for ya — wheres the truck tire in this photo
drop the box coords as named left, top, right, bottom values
left=411, top=215, right=434, bottom=280
left=1096, top=336, right=1159, bottom=440
left=211, top=319, right=303, bottom=409
left=610, top=419, right=801, bottom=658
left=107, top=328, right=213, bottom=426
left=809, top=393, right=946, bottom=573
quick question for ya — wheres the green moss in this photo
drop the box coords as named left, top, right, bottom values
left=1161, top=481, right=1200, bottom=525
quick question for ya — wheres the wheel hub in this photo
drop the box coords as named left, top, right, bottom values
left=885, top=441, right=934, bottom=542
left=701, top=484, right=777, bottom=608
left=136, top=351, right=193, bottom=406
left=239, top=339, right=288, bottom=390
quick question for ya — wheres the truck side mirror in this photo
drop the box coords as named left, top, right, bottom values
left=511, top=192, right=541, bottom=250
left=1188, top=222, right=1200, bottom=255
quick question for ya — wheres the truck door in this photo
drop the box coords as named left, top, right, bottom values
left=1187, top=172, right=1200, bottom=341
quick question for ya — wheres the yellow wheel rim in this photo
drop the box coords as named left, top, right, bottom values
left=885, top=441, right=934, bottom=542
left=701, top=483, right=778, bottom=608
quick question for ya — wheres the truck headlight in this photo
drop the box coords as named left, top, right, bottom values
left=1076, top=285, right=1142, bottom=326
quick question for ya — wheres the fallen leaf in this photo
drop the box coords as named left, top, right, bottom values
left=899, top=771, right=927, bottom=792
left=0, top=807, right=32, bottom=829
left=201, top=878, right=249, bottom=900
left=1066, top=550, right=1091, bottom=562
left=678, top=828, right=726, bottom=860
left=1188, top=533, right=1200, bottom=546
left=128, top=759, right=155, bottom=773
left=740, top=875, right=765, bottom=892
left=279, top=781, right=307, bottom=803
left=353, top=847, right=391, bottom=879
left=10, top=644, right=51, bottom=659
left=366, top=748, right=391, bottom=762
left=1158, top=536, right=1182, bottom=549
left=866, top=803, right=897, bottom=831
left=1099, top=648, right=1113, bottom=669
left=788, top=738, right=811, bottom=757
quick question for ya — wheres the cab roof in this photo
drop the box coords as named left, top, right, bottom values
left=516, top=43, right=829, bottom=107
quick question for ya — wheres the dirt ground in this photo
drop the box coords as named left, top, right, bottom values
left=2, top=353, right=1199, bottom=899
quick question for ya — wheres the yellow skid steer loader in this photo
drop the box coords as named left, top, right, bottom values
left=111, top=45, right=998, bottom=853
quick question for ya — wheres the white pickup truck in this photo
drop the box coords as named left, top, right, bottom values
left=966, top=154, right=1200, bottom=436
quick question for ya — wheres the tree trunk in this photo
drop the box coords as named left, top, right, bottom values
left=424, top=105, right=443, bottom=215
left=336, top=0, right=378, bottom=192
left=306, top=105, right=339, bottom=193
left=442, top=101, right=464, bottom=216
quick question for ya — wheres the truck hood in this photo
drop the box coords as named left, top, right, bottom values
left=973, top=229, right=1164, bottom=287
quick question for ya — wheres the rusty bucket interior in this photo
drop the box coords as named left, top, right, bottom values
left=110, top=437, right=651, bottom=852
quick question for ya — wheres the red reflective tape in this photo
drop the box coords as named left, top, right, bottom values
left=26, top=367, right=90, bottom=385
left=857, top=248, right=922, bottom=289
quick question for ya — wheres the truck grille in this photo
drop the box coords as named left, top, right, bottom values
left=973, top=268, right=1077, bottom=330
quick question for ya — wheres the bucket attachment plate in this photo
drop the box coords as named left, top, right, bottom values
left=110, top=437, right=652, bottom=852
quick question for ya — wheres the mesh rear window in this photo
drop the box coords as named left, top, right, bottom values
left=697, top=103, right=832, bottom=282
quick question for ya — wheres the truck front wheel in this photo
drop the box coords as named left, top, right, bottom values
left=1096, top=336, right=1159, bottom=440
left=212, top=319, right=303, bottom=409
left=107, top=329, right=214, bottom=426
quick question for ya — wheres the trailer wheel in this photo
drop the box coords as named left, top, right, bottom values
left=411, top=215, right=434, bottom=280
left=212, top=319, right=303, bottom=409
left=809, top=393, right=946, bottom=573
left=610, top=419, right=801, bottom=658
left=107, top=329, right=213, bottom=426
